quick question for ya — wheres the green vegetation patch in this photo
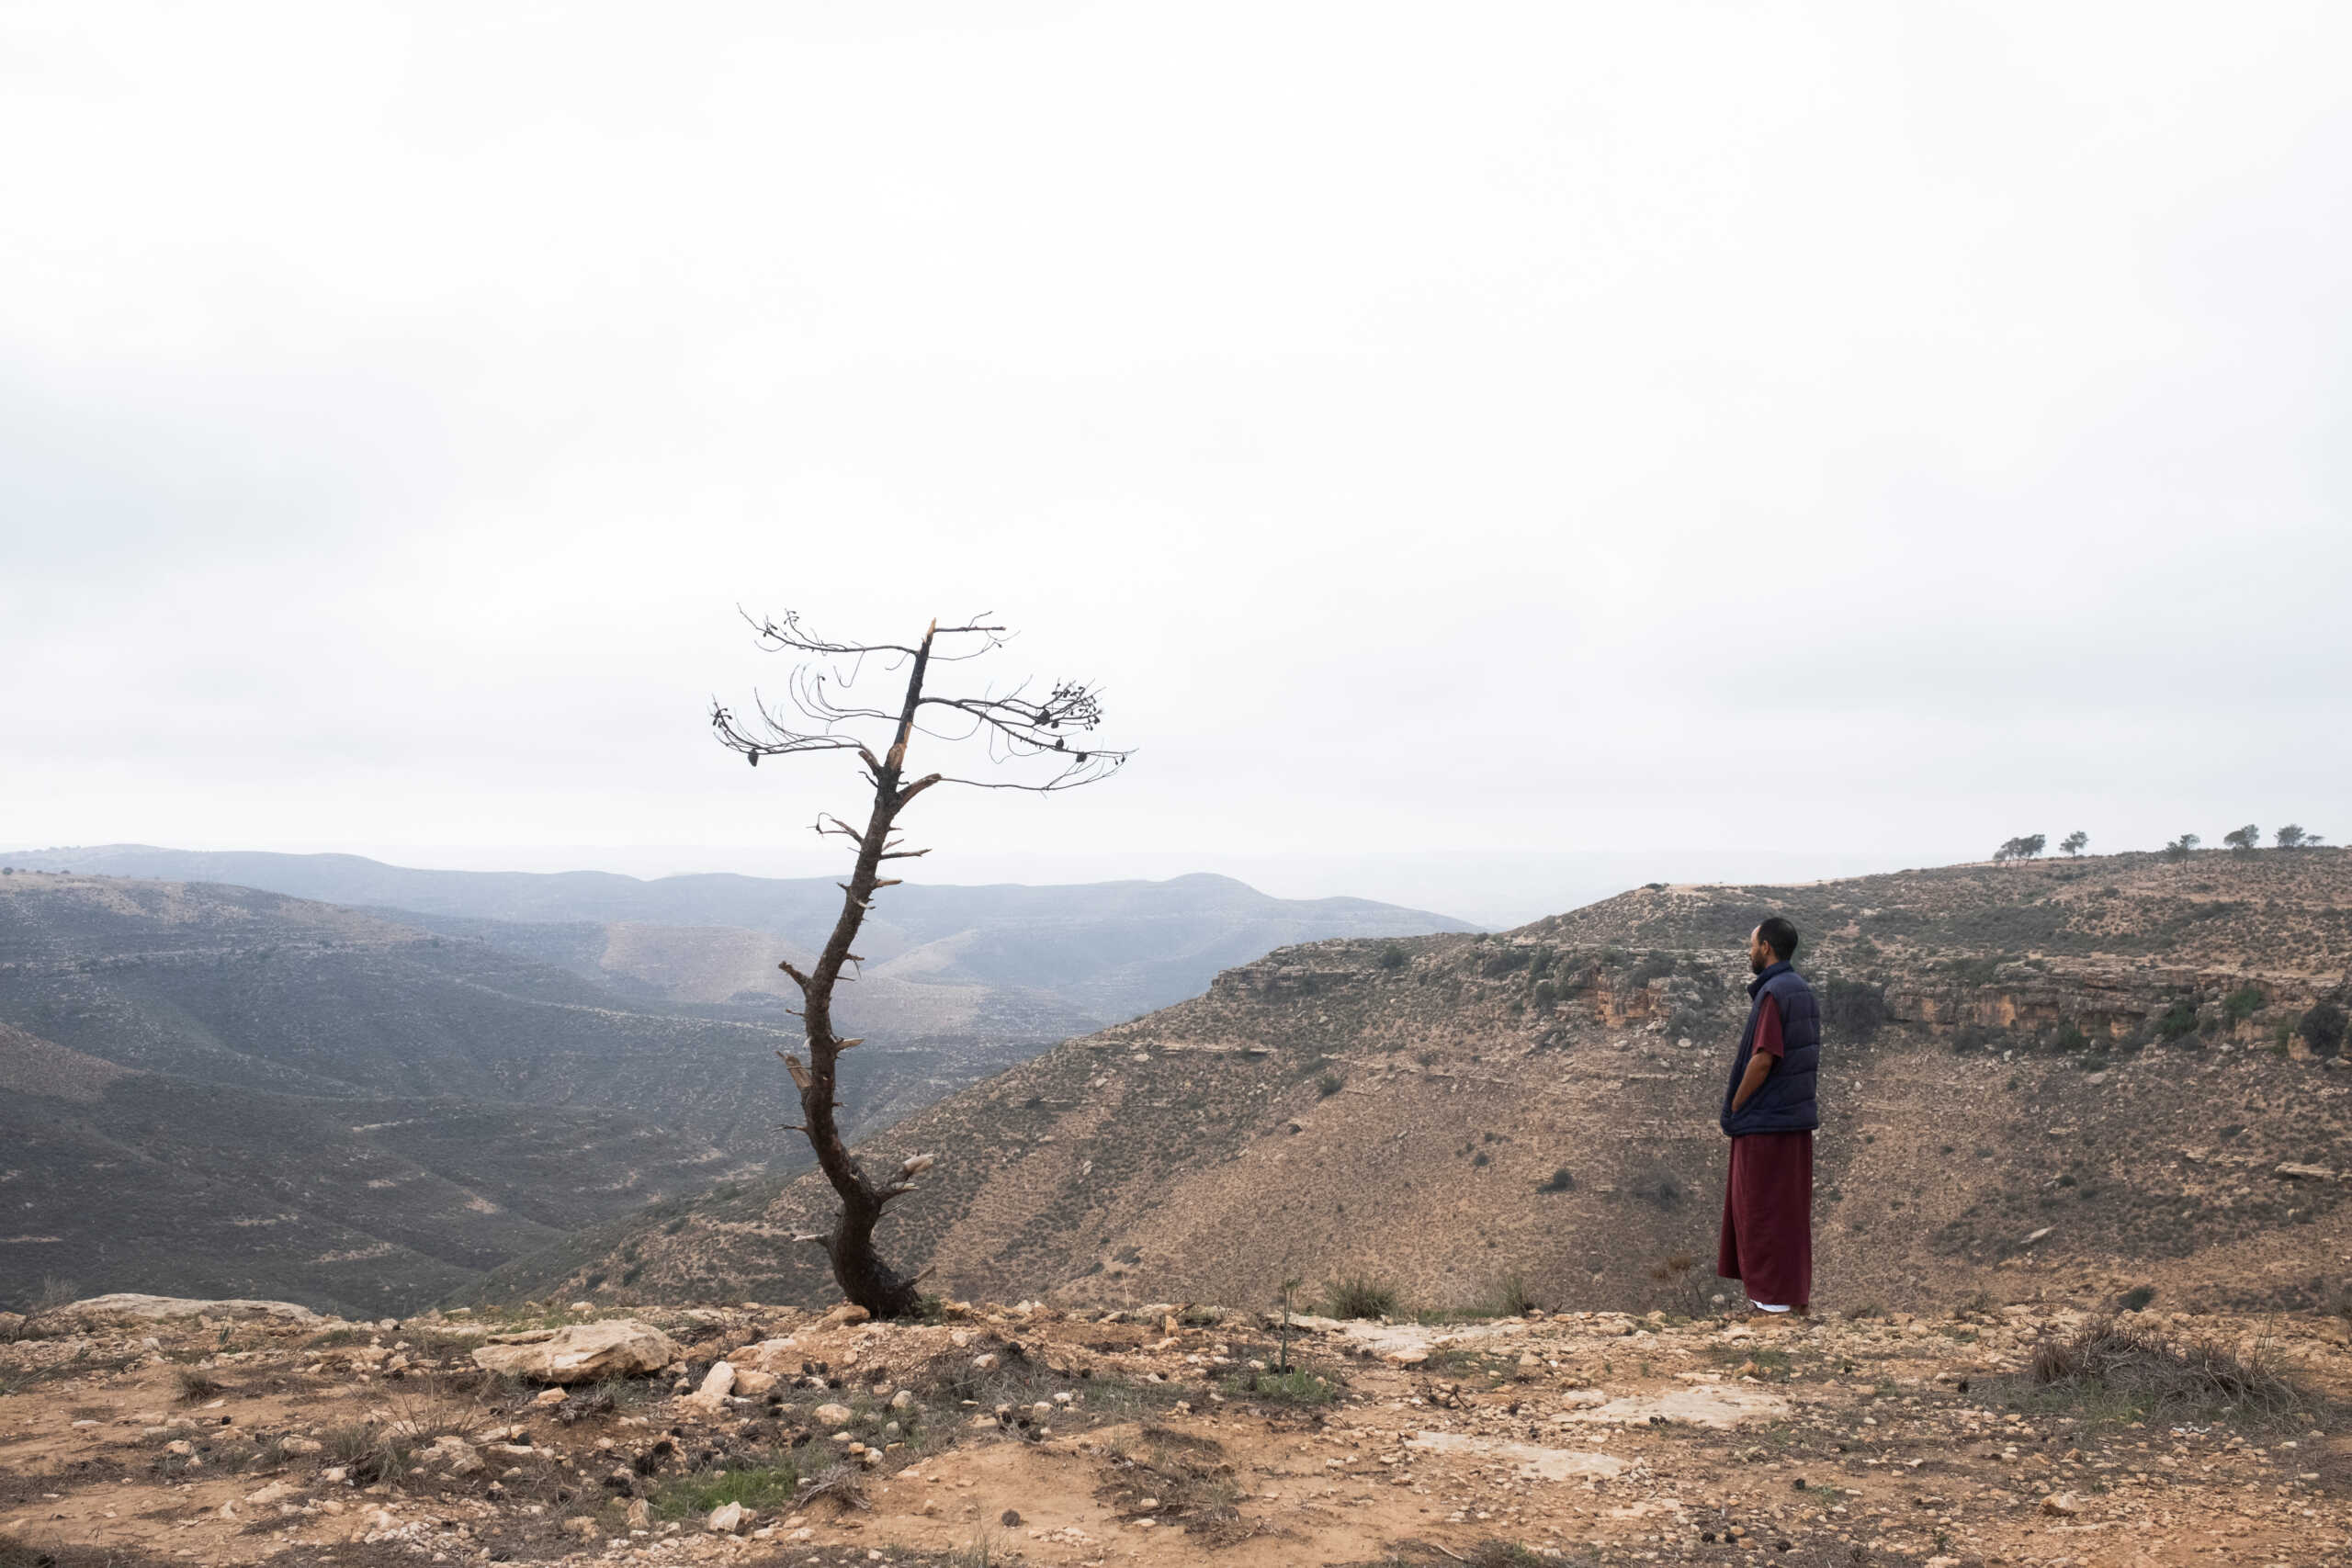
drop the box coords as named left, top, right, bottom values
left=648, top=1459, right=801, bottom=1520
left=1226, top=1366, right=1338, bottom=1405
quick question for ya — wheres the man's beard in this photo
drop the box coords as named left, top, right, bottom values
left=1750, top=952, right=1770, bottom=975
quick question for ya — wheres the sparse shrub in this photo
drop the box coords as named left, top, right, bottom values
left=2052, top=1021, right=2091, bottom=1054
left=1470, top=1151, right=1489, bottom=1167
left=1324, top=1276, right=1399, bottom=1320
left=1629, top=951, right=1677, bottom=986
left=948, top=1526, right=1005, bottom=1568
left=794, top=1460, right=871, bottom=1514
left=1846, top=1301, right=1887, bottom=1320
left=1489, top=1275, right=1541, bottom=1316
left=174, top=1368, right=224, bottom=1404
left=1819, top=976, right=1889, bottom=1042
left=1537, top=1168, right=1575, bottom=1193
left=1481, top=947, right=1531, bottom=978
left=1377, top=943, right=1408, bottom=970
left=1644, top=1252, right=1712, bottom=1317
left=2117, top=1285, right=2156, bottom=1313
left=2222, top=986, right=2266, bottom=1025
left=1316, top=1071, right=1344, bottom=1098
left=1532, top=979, right=1558, bottom=1009
left=2298, top=999, right=2347, bottom=1056
left=2154, top=1000, right=2199, bottom=1041
left=2026, top=1314, right=2309, bottom=1428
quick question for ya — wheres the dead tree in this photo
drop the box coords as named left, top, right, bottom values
left=710, top=611, right=1128, bottom=1316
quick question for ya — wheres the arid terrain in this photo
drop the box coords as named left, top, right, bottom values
left=2, top=1288, right=2345, bottom=1568
left=497, top=850, right=2351, bottom=1320
left=0, top=863, right=1460, bottom=1315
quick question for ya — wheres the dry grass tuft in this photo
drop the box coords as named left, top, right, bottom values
left=795, top=1461, right=870, bottom=1513
left=2028, top=1314, right=2312, bottom=1427
left=1324, top=1276, right=1400, bottom=1320
left=172, top=1369, right=224, bottom=1404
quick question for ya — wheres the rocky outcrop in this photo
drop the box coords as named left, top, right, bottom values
left=469, top=1319, right=680, bottom=1384
left=59, top=1294, right=322, bottom=1325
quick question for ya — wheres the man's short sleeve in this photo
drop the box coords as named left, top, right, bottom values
left=1751, top=994, right=1786, bottom=1059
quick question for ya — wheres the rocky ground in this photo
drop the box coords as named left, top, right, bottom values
left=3, top=1291, right=2346, bottom=1568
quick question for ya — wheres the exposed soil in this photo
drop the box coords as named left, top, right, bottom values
left=5, top=1293, right=2346, bottom=1567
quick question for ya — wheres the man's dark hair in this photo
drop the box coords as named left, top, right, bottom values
left=1757, top=916, right=1800, bottom=963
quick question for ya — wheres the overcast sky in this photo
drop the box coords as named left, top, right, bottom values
left=4, top=3, right=2346, bottom=926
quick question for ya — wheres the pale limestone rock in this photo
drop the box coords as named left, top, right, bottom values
left=59, top=1293, right=322, bottom=1325
left=470, top=1320, right=681, bottom=1385
left=743, top=1336, right=801, bottom=1371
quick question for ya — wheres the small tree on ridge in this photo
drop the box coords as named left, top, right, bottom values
left=2060, top=830, right=2088, bottom=857
left=711, top=611, right=1129, bottom=1315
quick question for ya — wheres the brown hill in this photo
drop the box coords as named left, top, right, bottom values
left=472, top=850, right=2352, bottom=1319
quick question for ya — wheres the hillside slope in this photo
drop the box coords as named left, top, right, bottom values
left=0, top=875, right=1074, bottom=1313
left=490, top=849, right=2352, bottom=1317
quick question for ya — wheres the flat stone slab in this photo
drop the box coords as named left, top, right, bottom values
left=1555, top=1383, right=1792, bottom=1428
left=1334, top=1320, right=1520, bottom=1359
left=1408, top=1430, right=1626, bottom=1481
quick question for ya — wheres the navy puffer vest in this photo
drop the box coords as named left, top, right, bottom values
left=1719, top=961, right=1821, bottom=1136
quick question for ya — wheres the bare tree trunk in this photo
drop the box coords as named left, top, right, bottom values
left=713, top=609, right=1127, bottom=1315
left=778, top=625, right=946, bottom=1318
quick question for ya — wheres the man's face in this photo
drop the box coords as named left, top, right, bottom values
left=1748, top=927, right=1773, bottom=975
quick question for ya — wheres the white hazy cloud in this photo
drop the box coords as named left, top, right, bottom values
left=4, top=2, right=2347, bottom=922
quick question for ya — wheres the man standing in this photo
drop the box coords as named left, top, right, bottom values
left=1717, top=916, right=1818, bottom=1315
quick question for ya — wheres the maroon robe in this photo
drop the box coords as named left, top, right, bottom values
left=1716, top=993, right=1814, bottom=1309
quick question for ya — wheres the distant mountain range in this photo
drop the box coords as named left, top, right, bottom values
left=0, top=850, right=1473, bottom=1314
left=1, top=846, right=1478, bottom=1021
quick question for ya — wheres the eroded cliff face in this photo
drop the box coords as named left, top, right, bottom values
left=483, top=852, right=2352, bottom=1319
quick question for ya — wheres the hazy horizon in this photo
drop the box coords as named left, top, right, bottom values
left=0, top=835, right=2197, bottom=931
